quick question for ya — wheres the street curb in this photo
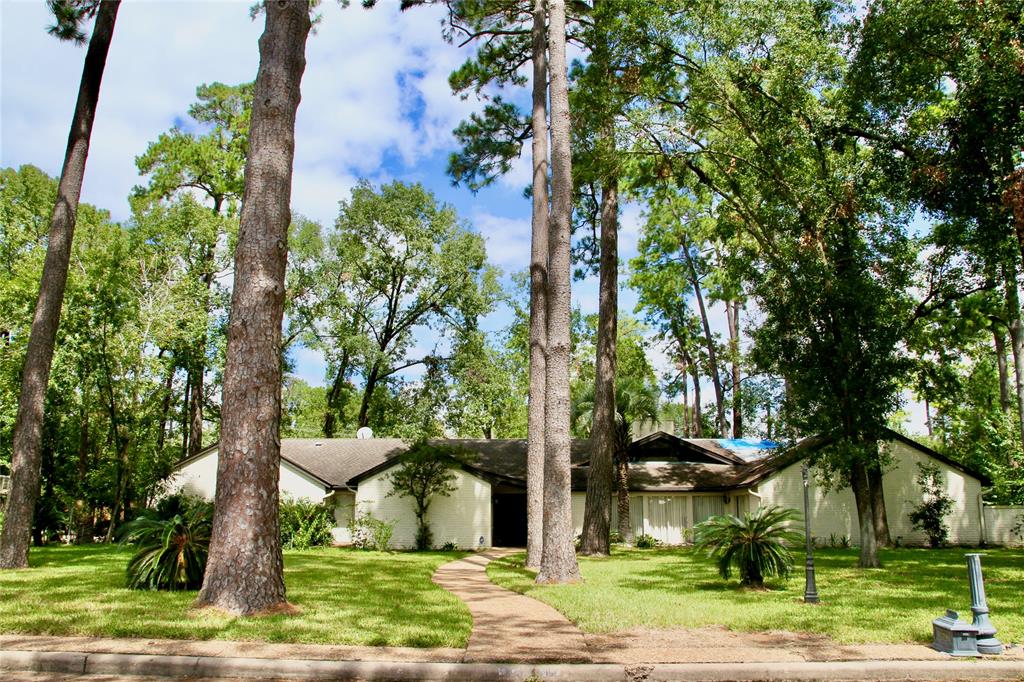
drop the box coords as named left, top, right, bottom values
left=3, top=649, right=1024, bottom=681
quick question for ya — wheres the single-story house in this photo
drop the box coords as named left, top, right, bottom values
left=166, top=428, right=1001, bottom=549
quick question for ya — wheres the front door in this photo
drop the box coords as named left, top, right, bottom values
left=492, top=493, right=527, bottom=547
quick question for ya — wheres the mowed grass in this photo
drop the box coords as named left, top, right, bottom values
left=0, top=545, right=471, bottom=647
left=487, top=547, right=1024, bottom=644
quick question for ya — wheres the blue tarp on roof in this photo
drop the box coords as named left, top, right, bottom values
left=713, top=438, right=779, bottom=462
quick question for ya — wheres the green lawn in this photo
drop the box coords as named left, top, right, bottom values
left=488, top=547, right=1024, bottom=645
left=0, top=545, right=471, bottom=648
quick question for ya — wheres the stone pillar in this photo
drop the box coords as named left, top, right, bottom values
left=966, top=553, right=1003, bottom=654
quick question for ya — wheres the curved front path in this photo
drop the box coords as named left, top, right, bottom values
left=431, top=549, right=591, bottom=663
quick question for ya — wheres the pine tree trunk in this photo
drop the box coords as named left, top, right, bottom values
left=867, top=459, right=891, bottom=547
left=726, top=300, right=742, bottom=438
left=581, top=177, right=617, bottom=556
left=850, top=460, right=881, bottom=568
left=187, top=361, right=204, bottom=456
left=994, top=325, right=1010, bottom=414
left=683, top=243, right=726, bottom=437
left=1005, top=271, right=1024, bottom=449
left=525, top=0, right=549, bottom=571
left=684, top=349, right=703, bottom=437
left=0, top=1, right=119, bottom=570
left=196, top=0, right=310, bottom=615
left=615, top=451, right=632, bottom=543
left=536, top=0, right=581, bottom=585
left=156, top=361, right=174, bottom=453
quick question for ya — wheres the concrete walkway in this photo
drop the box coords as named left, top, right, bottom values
left=431, top=549, right=591, bottom=663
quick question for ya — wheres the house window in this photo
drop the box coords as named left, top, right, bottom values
left=693, top=495, right=726, bottom=525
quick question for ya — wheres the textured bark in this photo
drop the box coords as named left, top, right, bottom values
left=726, top=300, right=742, bottom=438
left=1006, top=275, right=1024, bottom=448
left=867, top=459, right=891, bottom=547
left=322, top=349, right=349, bottom=438
left=994, top=326, right=1010, bottom=414
left=196, top=0, right=310, bottom=615
left=525, top=0, right=549, bottom=571
left=156, top=361, right=175, bottom=453
left=683, top=243, right=727, bottom=437
left=536, top=0, right=581, bottom=585
left=683, top=348, right=703, bottom=437
left=581, top=178, right=617, bottom=556
left=850, top=460, right=880, bottom=568
left=0, top=1, right=119, bottom=569
left=356, top=360, right=380, bottom=429
left=187, top=361, right=204, bottom=456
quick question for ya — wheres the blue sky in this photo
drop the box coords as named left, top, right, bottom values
left=0, top=0, right=659, bottom=383
left=0, top=0, right=927, bottom=434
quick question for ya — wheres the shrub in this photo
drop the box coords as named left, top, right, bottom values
left=609, top=529, right=623, bottom=544
left=440, top=540, right=459, bottom=551
left=635, top=534, right=660, bottom=549
left=1011, top=514, right=1023, bottom=543
left=350, top=512, right=395, bottom=551
left=693, top=505, right=803, bottom=588
left=280, top=497, right=335, bottom=549
left=386, top=441, right=473, bottom=551
left=119, top=505, right=211, bottom=591
left=909, top=462, right=954, bottom=548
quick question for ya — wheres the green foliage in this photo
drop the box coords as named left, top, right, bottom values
left=279, top=497, right=335, bottom=550
left=119, top=505, right=211, bottom=591
left=349, top=512, right=395, bottom=552
left=909, top=463, right=954, bottom=548
left=634, top=534, right=659, bottom=549
left=694, top=506, right=803, bottom=587
left=387, top=442, right=473, bottom=550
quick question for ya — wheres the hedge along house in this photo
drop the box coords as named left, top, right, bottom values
left=166, top=428, right=996, bottom=549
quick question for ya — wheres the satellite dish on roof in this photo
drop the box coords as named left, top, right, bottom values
left=356, top=427, right=373, bottom=440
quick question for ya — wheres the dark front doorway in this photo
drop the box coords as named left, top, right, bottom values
left=492, top=492, right=527, bottom=547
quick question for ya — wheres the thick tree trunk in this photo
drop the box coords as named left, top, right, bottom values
left=683, top=244, right=727, bottom=437
left=994, top=326, right=1010, bottom=414
left=850, top=460, right=881, bottom=568
left=525, top=0, right=549, bottom=571
left=536, top=0, right=581, bottom=585
left=581, top=177, right=617, bottom=556
left=0, top=1, right=119, bottom=570
left=1005, top=274, right=1024, bottom=448
left=726, top=300, right=742, bottom=438
left=867, top=459, right=891, bottom=547
left=357, top=360, right=381, bottom=429
left=323, top=349, right=349, bottom=438
left=187, top=361, right=204, bottom=456
left=156, top=361, right=174, bottom=453
left=684, top=349, right=703, bottom=437
left=196, top=0, right=310, bottom=615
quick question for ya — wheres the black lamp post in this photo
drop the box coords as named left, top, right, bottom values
left=801, top=463, right=820, bottom=603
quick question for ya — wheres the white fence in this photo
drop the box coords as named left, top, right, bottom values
left=0, top=474, right=10, bottom=498
left=984, top=505, right=1024, bottom=547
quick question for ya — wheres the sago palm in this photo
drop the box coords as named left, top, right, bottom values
left=693, top=505, right=803, bottom=588
left=119, top=505, right=211, bottom=591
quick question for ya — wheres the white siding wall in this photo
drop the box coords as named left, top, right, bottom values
left=166, top=450, right=329, bottom=503
left=354, top=467, right=491, bottom=550
left=757, top=439, right=985, bottom=546
left=984, top=506, right=1024, bottom=546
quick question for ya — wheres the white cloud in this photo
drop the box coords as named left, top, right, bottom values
left=472, top=211, right=532, bottom=275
